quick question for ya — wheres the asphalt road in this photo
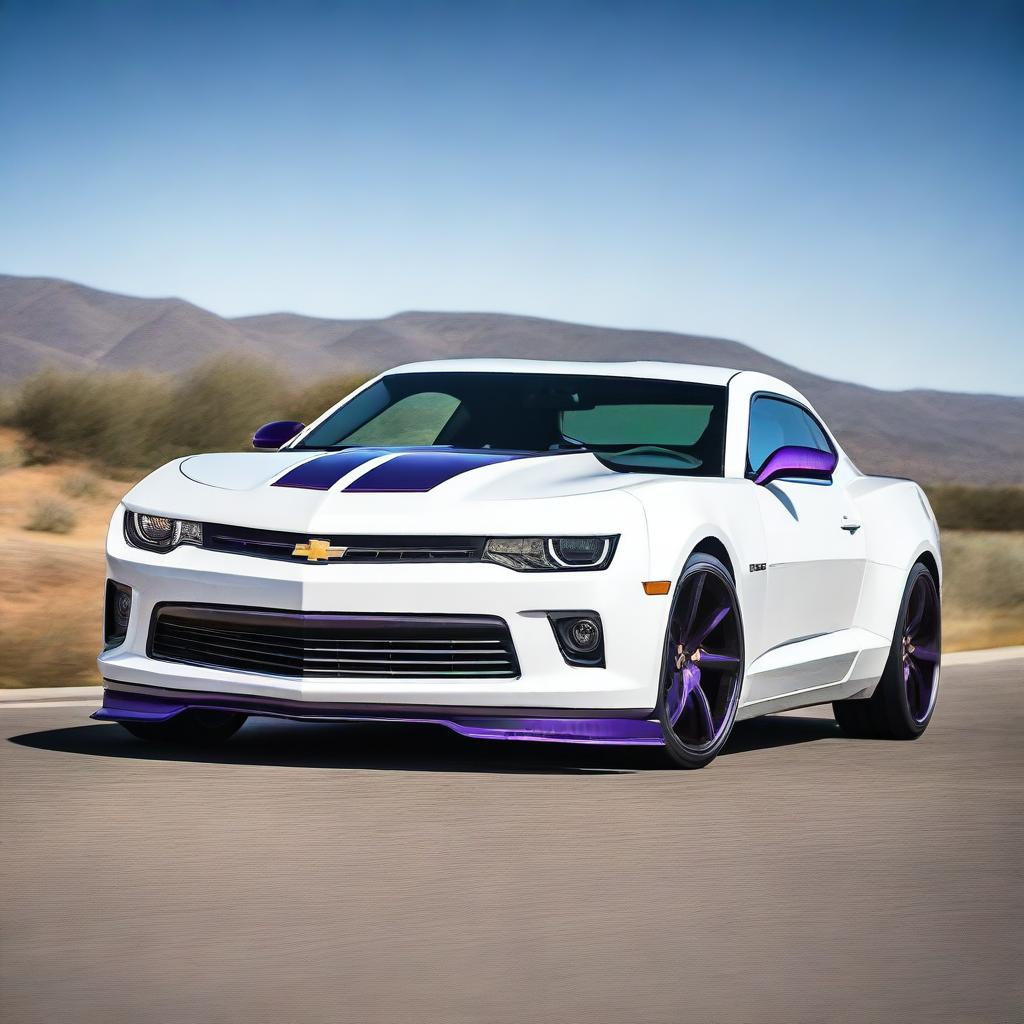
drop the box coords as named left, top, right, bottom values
left=1, top=658, right=1021, bottom=1024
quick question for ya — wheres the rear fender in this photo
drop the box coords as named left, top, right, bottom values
left=848, top=477, right=941, bottom=642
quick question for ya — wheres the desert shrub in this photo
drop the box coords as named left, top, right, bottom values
left=159, top=354, right=298, bottom=454
left=13, top=367, right=175, bottom=467
left=26, top=498, right=77, bottom=534
left=0, top=389, right=15, bottom=425
left=0, top=446, right=26, bottom=472
left=11, top=359, right=370, bottom=469
left=60, top=470, right=101, bottom=498
left=924, top=485, right=1024, bottom=532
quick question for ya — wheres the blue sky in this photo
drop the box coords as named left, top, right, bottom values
left=0, top=0, right=1020, bottom=395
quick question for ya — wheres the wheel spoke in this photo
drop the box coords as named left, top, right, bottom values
left=683, top=663, right=701, bottom=702
left=906, top=657, right=925, bottom=717
left=698, top=650, right=740, bottom=668
left=667, top=670, right=685, bottom=725
left=689, top=683, right=716, bottom=741
left=663, top=675, right=679, bottom=724
left=670, top=664, right=702, bottom=727
left=911, top=645, right=939, bottom=664
left=668, top=620, right=684, bottom=649
left=681, top=572, right=706, bottom=647
left=906, top=582, right=926, bottom=635
left=691, top=605, right=731, bottom=648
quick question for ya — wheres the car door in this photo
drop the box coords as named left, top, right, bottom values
left=746, top=395, right=867, bottom=675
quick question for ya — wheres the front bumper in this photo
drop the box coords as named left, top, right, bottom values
left=98, top=515, right=670, bottom=715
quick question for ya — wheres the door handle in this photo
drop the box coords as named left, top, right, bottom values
left=840, top=516, right=861, bottom=533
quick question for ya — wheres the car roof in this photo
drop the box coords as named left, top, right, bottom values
left=381, top=357, right=740, bottom=387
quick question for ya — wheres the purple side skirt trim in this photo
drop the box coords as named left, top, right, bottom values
left=93, top=689, right=665, bottom=746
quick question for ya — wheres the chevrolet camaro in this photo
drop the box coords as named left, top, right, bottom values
left=94, top=359, right=942, bottom=768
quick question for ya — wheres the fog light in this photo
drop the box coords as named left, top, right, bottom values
left=548, top=611, right=605, bottom=668
left=104, top=579, right=132, bottom=649
left=567, top=617, right=600, bottom=653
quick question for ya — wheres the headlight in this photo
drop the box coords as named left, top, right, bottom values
left=482, top=536, right=616, bottom=571
left=125, top=511, right=203, bottom=552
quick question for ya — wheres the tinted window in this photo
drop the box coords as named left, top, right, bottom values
left=342, top=392, right=460, bottom=446
left=747, top=396, right=831, bottom=473
left=562, top=403, right=714, bottom=447
left=298, top=372, right=728, bottom=476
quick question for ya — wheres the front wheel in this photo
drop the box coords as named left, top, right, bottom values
left=833, top=562, right=940, bottom=740
left=120, top=709, right=247, bottom=746
left=657, top=553, right=745, bottom=769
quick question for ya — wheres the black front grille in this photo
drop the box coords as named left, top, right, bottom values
left=203, top=523, right=485, bottom=564
left=150, top=605, right=520, bottom=679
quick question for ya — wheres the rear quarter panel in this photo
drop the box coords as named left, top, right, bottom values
left=848, top=476, right=941, bottom=642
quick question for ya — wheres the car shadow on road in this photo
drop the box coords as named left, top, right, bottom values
left=9, top=712, right=841, bottom=775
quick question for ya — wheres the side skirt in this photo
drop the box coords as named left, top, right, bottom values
left=737, top=628, right=890, bottom=720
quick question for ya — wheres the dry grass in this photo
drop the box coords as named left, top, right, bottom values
left=924, top=484, right=1024, bottom=532
left=0, top=427, right=1020, bottom=686
left=11, top=359, right=367, bottom=469
left=60, top=469, right=102, bottom=498
left=0, top=431, right=119, bottom=686
left=940, top=530, right=1024, bottom=651
left=25, top=497, right=78, bottom=534
left=0, top=527, right=106, bottom=688
left=0, top=445, right=26, bottom=472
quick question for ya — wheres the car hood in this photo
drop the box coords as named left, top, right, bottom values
left=121, top=448, right=658, bottom=535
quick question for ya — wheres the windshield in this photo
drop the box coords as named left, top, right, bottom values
left=297, top=372, right=728, bottom=476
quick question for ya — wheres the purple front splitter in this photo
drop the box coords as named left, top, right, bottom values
left=93, top=688, right=666, bottom=746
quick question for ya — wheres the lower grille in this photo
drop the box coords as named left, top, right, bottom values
left=150, top=606, right=520, bottom=679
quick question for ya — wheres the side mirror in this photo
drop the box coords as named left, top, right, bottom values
left=252, top=421, right=305, bottom=450
left=753, top=445, right=837, bottom=486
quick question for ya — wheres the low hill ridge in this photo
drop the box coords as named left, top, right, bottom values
left=1, top=273, right=1020, bottom=484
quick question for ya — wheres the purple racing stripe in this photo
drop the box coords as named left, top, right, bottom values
left=344, top=450, right=529, bottom=493
left=272, top=449, right=388, bottom=490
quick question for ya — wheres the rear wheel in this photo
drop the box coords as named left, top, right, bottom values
left=657, top=553, right=745, bottom=769
left=833, top=562, right=940, bottom=739
left=121, top=709, right=247, bottom=746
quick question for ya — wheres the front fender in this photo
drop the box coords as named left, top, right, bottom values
left=626, top=478, right=766, bottom=664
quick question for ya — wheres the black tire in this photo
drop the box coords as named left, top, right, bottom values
left=121, top=709, right=247, bottom=746
left=833, top=562, right=940, bottom=740
left=657, top=553, right=745, bottom=769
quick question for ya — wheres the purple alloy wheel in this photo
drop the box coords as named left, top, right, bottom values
left=664, top=567, right=743, bottom=752
left=902, top=573, right=940, bottom=724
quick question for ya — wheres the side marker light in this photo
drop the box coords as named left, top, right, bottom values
left=643, top=581, right=671, bottom=596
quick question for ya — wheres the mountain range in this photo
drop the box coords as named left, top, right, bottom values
left=0, top=273, right=1020, bottom=485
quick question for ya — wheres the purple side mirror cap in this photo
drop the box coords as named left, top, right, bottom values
left=252, top=421, right=305, bottom=450
left=754, top=445, right=837, bottom=486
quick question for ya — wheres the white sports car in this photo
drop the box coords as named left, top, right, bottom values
left=95, top=359, right=942, bottom=768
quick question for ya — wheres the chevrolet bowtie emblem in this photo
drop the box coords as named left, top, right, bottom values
left=292, top=539, right=347, bottom=562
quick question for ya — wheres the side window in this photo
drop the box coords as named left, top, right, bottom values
left=747, top=396, right=831, bottom=474
left=341, top=392, right=461, bottom=446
